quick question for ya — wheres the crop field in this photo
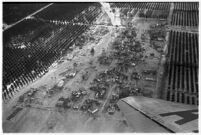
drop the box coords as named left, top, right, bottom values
left=163, top=31, right=198, bottom=105
left=138, top=9, right=169, bottom=19
left=174, top=2, right=199, bottom=11
left=34, top=3, right=94, bottom=21
left=110, top=2, right=170, bottom=10
left=171, top=2, right=198, bottom=27
left=171, top=11, right=198, bottom=26
left=3, top=3, right=102, bottom=101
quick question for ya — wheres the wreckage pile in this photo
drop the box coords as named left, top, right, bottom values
left=55, top=86, right=102, bottom=117
left=87, top=27, right=149, bottom=115
left=17, top=88, right=40, bottom=107
left=98, top=50, right=113, bottom=66
left=12, top=68, right=77, bottom=109
left=147, top=22, right=167, bottom=53
left=16, top=83, right=63, bottom=108
left=149, top=23, right=167, bottom=41
left=52, top=26, right=148, bottom=117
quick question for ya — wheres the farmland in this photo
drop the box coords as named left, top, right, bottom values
left=161, top=31, right=198, bottom=105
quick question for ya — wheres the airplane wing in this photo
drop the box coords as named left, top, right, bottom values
left=117, top=96, right=198, bottom=133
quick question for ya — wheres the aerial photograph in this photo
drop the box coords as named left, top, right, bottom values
left=2, top=2, right=198, bottom=133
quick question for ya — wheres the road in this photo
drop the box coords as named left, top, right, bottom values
left=3, top=3, right=53, bottom=32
